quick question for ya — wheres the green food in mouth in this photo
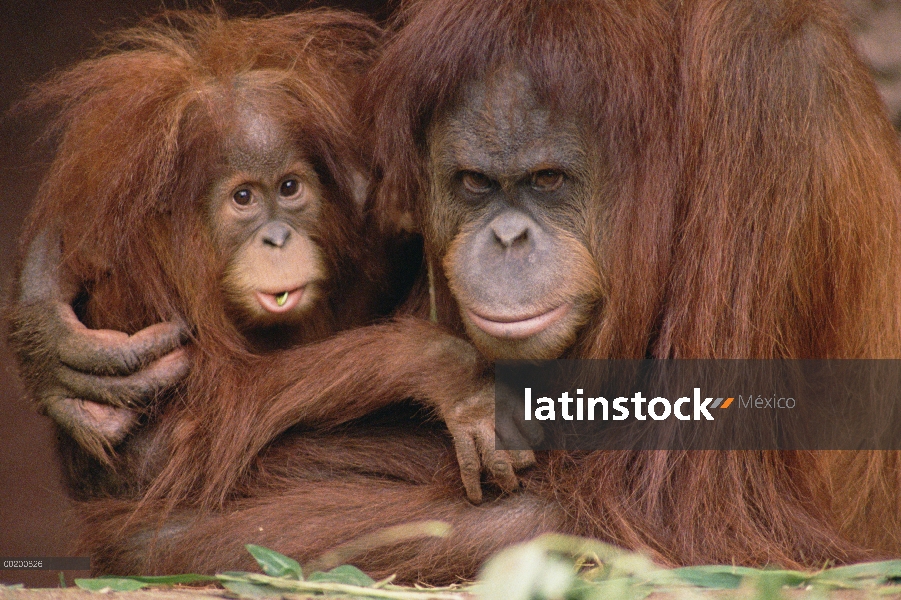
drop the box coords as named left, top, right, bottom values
left=276, top=292, right=289, bottom=307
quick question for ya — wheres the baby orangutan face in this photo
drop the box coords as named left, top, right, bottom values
left=208, top=105, right=328, bottom=331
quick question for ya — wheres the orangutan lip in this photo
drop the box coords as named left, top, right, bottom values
left=466, top=303, right=572, bottom=339
left=255, top=287, right=305, bottom=314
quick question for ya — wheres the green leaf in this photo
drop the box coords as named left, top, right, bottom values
left=246, top=544, right=303, bottom=579
left=672, top=565, right=761, bottom=589
left=129, top=573, right=218, bottom=585
left=816, top=560, right=901, bottom=583
left=754, top=569, right=811, bottom=588
left=72, top=573, right=216, bottom=590
left=745, top=570, right=812, bottom=600
left=221, top=580, right=284, bottom=597
left=307, top=565, right=375, bottom=587
left=583, top=578, right=651, bottom=600
left=75, top=577, right=148, bottom=591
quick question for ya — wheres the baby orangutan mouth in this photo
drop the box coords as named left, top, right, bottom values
left=256, top=287, right=305, bottom=313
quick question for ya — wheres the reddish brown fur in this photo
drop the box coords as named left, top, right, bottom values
left=358, top=0, right=901, bottom=569
left=367, top=0, right=679, bottom=362
left=26, top=0, right=901, bottom=583
left=11, top=9, right=547, bottom=581
left=81, top=409, right=561, bottom=582
left=9, top=9, right=386, bottom=502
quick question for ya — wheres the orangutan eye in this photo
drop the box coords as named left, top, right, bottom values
left=460, top=171, right=495, bottom=194
left=279, top=178, right=301, bottom=198
left=531, top=169, right=564, bottom=192
left=233, top=188, right=253, bottom=206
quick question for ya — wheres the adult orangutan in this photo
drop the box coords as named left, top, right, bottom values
left=14, top=0, right=901, bottom=584
left=358, top=0, right=901, bottom=568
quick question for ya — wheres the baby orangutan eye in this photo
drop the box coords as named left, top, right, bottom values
left=233, top=188, right=254, bottom=206
left=279, top=178, right=301, bottom=198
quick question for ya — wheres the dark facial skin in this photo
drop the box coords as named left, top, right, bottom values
left=428, top=70, right=604, bottom=360
left=208, top=105, right=328, bottom=333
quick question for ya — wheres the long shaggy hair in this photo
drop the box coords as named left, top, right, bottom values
left=11, top=9, right=383, bottom=505
left=361, top=0, right=901, bottom=567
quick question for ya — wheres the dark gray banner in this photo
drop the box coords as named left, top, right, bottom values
left=0, top=557, right=90, bottom=570
left=494, top=360, right=901, bottom=450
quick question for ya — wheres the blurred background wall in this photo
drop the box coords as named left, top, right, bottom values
left=0, top=0, right=898, bottom=588
left=847, top=0, right=901, bottom=129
